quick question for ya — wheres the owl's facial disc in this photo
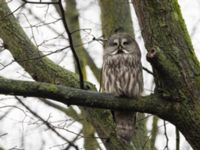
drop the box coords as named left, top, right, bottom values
left=108, top=36, right=133, bottom=55
left=113, top=38, right=130, bottom=55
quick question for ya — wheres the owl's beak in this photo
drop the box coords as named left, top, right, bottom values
left=117, top=45, right=123, bottom=54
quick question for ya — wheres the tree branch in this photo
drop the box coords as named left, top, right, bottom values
left=0, top=77, right=173, bottom=118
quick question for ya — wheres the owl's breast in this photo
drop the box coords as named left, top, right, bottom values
left=103, top=54, right=138, bottom=68
left=102, top=54, right=142, bottom=97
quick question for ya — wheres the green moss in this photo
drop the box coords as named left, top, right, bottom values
left=195, top=76, right=200, bottom=89
left=173, top=0, right=200, bottom=86
left=172, top=0, right=194, bottom=54
left=156, top=47, right=180, bottom=80
left=47, top=84, right=58, bottom=93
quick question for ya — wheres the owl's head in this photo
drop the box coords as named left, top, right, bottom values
left=104, top=32, right=139, bottom=56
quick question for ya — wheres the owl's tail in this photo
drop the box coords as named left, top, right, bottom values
left=114, top=111, right=136, bottom=143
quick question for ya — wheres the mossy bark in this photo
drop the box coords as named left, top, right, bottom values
left=99, top=0, right=134, bottom=38
left=150, top=116, right=158, bottom=150
left=132, top=0, right=200, bottom=149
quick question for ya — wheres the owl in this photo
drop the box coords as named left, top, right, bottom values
left=102, top=32, right=143, bottom=143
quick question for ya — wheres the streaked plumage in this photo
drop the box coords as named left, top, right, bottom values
left=102, top=32, right=143, bottom=142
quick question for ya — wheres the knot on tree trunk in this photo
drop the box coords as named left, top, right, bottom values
left=146, top=47, right=158, bottom=62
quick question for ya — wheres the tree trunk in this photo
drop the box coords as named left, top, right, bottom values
left=132, top=1, right=200, bottom=149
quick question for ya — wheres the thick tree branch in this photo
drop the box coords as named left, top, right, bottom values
left=0, top=77, right=172, bottom=118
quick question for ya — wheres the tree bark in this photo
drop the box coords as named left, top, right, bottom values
left=132, top=0, right=200, bottom=149
left=0, top=77, right=171, bottom=114
left=99, top=0, right=134, bottom=38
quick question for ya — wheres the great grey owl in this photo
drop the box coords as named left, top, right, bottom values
left=102, top=32, right=143, bottom=142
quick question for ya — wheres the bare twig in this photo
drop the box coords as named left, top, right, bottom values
left=0, top=45, right=70, bottom=71
left=0, top=3, right=25, bottom=21
left=21, top=0, right=84, bottom=89
left=142, top=66, right=154, bottom=75
left=15, top=96, right=79, bottom=150
left=142, top=121, right=170, bottom=150
left=163, top=121, right=169, bottom=150
left=57, top=0, right=84, bottom=89
left=64, top=130, right=82, bottom=150
left=176, top=127, right=180, bottom=150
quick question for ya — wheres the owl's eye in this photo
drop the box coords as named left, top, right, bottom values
left=122, top=38, right=130, bottom=46
left=109, top=41, right=118, bottom=46
left=122, top=40, right=130, bottom=46
left=108, top=40, right=118, bottom=46
left=112, top=42, right=118, bottom=46
left=123, top=41, right=128, bottom=45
